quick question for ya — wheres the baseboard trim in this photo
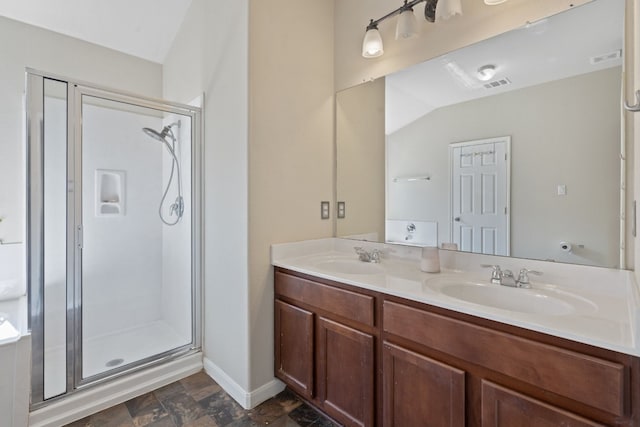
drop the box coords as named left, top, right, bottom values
left=203, top=357, right=285, bottom=409
left=249, top=376, right=286, bottom=408
left=29, top=352, right=203, bottom=427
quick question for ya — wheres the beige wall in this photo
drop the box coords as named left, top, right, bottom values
left=0, top=16, right=161, bottom=244
left=334, top=0, right=590, bottom=91
left=248, top=0, right=335, bottom=389
left=387, top=68, right=621, bottom=267
left=336, top=79, right=386, bottom=240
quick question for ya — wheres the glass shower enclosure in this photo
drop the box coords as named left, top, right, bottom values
left=26, top=70, right=202, bottom=405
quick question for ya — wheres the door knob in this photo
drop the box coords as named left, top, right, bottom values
left=454, top=217, right=461, bottom=222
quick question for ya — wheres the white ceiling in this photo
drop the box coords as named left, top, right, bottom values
left=0, top=0, right=193, bottom=63
left=386, top=0, right=624, bottom=134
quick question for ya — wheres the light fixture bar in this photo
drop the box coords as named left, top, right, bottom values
left=366, top=0, right=431, bottom=31
left=361, top=0, right=505, bottom=59
left=362, top=0, right=465, bottom=59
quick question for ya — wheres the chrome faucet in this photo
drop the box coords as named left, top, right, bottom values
left=500, top=269, right=517, bottom=287
left=354, top=247, right=381, bottom=263
left=482, top=265, right=542, bottom=288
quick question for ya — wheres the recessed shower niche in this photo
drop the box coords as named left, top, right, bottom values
left=95, top=169, right=125, bottom=216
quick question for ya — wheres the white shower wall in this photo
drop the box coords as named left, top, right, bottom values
left=81, top=102, right=164, bottom=339
left=45, top=97, right=191, bottom=347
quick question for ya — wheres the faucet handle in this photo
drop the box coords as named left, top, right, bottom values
left=517, top=268, right=542, bottom=287
left=481, top=264, right=502, bottom=284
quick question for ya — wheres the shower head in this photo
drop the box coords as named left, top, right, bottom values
left=142, top=121, right=181, bottom=142
left=142, top=127, right=166, bottom=142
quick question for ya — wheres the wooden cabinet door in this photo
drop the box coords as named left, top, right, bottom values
left=481, top=381, right=605, bottom=427
left=317, top=317, right=375, bottom=427
left=275, top=300, right=314, bottom=398
left=383, top=342, right=465, bottom=427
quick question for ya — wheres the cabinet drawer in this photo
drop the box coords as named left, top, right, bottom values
left=275, top=271, right=375, bottom=327
left=383, top=301, right=627, bottom=416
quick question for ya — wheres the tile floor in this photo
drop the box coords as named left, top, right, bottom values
left=65, top=371, right=339, bottom=427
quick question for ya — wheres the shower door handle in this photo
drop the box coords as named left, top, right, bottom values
left=77, top=225, right=83, bottom=249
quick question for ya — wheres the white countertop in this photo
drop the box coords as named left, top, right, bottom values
left=272, top=238, right=640, bottom=357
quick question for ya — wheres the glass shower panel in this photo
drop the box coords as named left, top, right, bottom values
left=80, top=95, right=193, bottom=380
left=43, top=78, right=68, bottom=399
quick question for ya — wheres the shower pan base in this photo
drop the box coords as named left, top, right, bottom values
left=83, top=320, right=190, bottom=378
left=44, top=320, right=189, bottom=396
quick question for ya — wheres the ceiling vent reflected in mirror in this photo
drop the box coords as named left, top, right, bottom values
left=483, top=77, right=512, bottom=90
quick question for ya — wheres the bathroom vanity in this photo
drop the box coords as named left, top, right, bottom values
left=272, top=239, right=640, bottom=426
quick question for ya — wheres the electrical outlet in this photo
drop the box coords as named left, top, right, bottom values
left=337, top=201, right=346, bottom=219
left=321, top=201, right=330, bottom=220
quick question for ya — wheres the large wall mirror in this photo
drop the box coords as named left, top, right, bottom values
left=336, top=0, right=625, bottom=269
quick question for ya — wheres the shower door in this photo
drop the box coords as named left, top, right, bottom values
left=27, top=71, right=202, bottom=405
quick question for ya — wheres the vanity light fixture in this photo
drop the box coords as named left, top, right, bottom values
left=395, top=7, right=419, bottom=40
left=362, top=0, right=462, bottom=59
left=476, top=64, right=497, bottom=81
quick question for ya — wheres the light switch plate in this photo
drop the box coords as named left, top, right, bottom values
left=321, top=201, right=330, bottom=220
left=337, top=201, right=346, bottom=219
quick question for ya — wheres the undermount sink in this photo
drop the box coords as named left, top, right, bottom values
left=313, top=259, right=384, bottom=275
left=424, top=276, right=597, bottom=316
